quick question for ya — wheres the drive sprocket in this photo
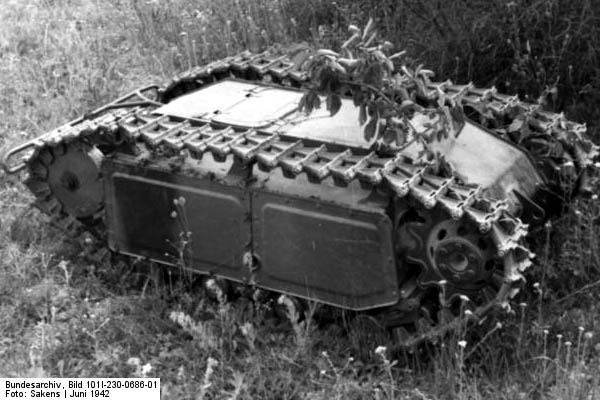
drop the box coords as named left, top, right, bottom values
left=399, top=206, right=502, bottom=306
left=385, top=202, right=532, bottom=347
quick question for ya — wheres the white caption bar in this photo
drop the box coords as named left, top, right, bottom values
left=1, top=378, right=160, bottom=400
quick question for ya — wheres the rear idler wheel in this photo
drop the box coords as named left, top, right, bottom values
left=45, top=142, right=104, bottom=219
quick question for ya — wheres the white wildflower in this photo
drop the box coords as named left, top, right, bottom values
left=127, top=357, right=141, bottom=368
left=375, top=346, right=387, bottom=356
left=141, top=363, right=153, bottom=377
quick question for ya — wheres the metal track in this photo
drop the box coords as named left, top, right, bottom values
left=6, top=47, right=595, bottom=346
left=16, top=111, right=532, bottom=346
left=159, top=49, right=597, bottom=171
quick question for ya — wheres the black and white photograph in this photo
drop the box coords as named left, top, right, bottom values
left=0, top=0, right=599, bottom=398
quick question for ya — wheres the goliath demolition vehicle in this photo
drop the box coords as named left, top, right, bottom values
left=3, top=46, right=597, bottom=345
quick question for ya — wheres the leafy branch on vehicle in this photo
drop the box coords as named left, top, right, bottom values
left=298, top=19, right=465, bottom=172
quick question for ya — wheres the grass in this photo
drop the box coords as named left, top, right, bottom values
left=0, top=0, right=599, bottom=399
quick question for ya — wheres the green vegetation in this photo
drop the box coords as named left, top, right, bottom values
left=0, top=1, right=599, bottom=398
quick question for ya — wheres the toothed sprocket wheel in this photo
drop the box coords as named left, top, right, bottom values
left=398, top=206, right=504, bottom=306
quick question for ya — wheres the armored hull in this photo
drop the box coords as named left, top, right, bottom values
left=3, top=49, right=596, bottom=344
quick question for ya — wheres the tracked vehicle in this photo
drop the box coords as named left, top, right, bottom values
left=3, top=47, right=597, bottom=345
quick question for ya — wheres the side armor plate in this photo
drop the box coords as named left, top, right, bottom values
left=252, top=191, right=397, bottom=310
left=103, top=155, right=398, bottom=310
left=104, top=157, right=250, bottom=282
